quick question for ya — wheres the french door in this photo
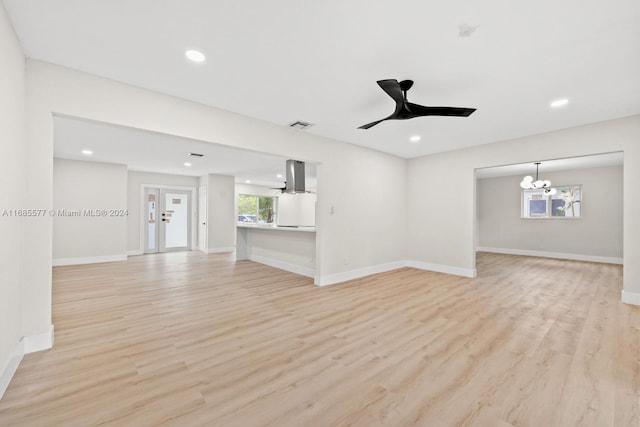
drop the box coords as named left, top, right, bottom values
left=144, top=188, right=192, bottom=253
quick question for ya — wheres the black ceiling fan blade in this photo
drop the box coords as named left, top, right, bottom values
left=406, top=103, right=476, bottom=117
left=269, top=183, right=287, bottom=192
left=376, top=79, right=405, bottom=106
left=358, top=118, right=387, bottom=129
left=359, top=78, right=477, bottom=129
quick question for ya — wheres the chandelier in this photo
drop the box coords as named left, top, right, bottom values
left=520, top=162, right=557, bottom=195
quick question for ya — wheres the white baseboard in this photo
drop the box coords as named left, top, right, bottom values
left=24, top=325, right=54, bottom=354
left=250, top=255, right=315, bottom=278
left=53, top=254, right=127, bottom=266
left=0, top=338, right=24, bottom=400
left=314, top=259, right=477, bottom=286
left=622, top=291, right=640, bottom=306
left=476, top=246, right=623, bottom=265
left=406, top=260, right=477, bottom=278
left=1, top=326, right=54, bottom=399
left=314, top=261, right=406, bottom=286
left=206, top=247, right=236, bottom=254
left=127, top=250, right=143, bottom=256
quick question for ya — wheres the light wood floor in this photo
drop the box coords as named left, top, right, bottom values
left=0, top=252, right=638, bottom=426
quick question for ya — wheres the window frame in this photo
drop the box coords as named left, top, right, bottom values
left=237, top=194, right=278, bottom=225
left=521, top=184, right=582, bottom=220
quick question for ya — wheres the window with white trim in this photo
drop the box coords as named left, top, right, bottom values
left=237, top=194, right=277, bottom=224
left=521, top=185, right=581, bottom=219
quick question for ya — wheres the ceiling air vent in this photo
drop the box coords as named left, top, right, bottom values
left=288, top=121, right=313, bottom=130
left=189, top=152, right=204, bottom=157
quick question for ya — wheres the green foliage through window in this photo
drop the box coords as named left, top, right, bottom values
left=238, top=194, right=276, bottom=224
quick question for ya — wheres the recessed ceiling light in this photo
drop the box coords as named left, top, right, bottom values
left=245, top=180, right=251, bottom=184
left=81, top=149, right=93, bottom=156
left=550, top=98, right=569, bottom=108
left=409, top=135, right=421, bottom=143
left=185, top=49, right=206, bottom=63
left=276, top=174, right=283, bottom=178
left=184, top=162, right=192, bottom=167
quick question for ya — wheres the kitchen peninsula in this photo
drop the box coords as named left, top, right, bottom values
left=236, top=224, right=316, bottom=278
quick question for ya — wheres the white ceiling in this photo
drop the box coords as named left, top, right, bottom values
left=53, top=116, right=317, bottom=188
left=5, top=0, right=640, bottom=159
left=475, top=151, right=623, bottom=179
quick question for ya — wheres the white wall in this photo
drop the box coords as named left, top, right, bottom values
left=407, top=116, right=640, bottom=301
left=477, top=165, right=623, bottom=262
left=204, top=174, right=235, bottom=252
left=127, top=170, right=199, bottom=253
left=0, top=2, right=26, bottom=398
left=53, top=159, right=128, bottom=264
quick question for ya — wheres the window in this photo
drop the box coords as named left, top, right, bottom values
left=521, top=185, right=581, bottom=219
left=238, top=194, right=277, bottom=224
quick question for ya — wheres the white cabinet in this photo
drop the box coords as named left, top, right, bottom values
left=277, top=193, right=316, bottom=226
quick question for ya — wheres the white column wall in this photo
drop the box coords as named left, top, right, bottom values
left=207, top=174, right=236, bottom=252
left=0, top=2, right=26, bottom=397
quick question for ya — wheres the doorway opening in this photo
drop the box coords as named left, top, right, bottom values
left=473, top=152, right=624, bottom=274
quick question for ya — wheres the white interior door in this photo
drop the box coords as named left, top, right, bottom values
left=198, top=185, right=207, bottom=252
left=144, top=188, right=191, bottom=253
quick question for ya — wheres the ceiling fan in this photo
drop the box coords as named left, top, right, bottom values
left=269, top=182, right=316, bottom=195
left=270, top=182, right=287, bottom=193
left=358, top=79, right=476, bottom=129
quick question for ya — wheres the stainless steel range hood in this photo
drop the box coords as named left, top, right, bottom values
left=285, top=159, right=306, bottom=193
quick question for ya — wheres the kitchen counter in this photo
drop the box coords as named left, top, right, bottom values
left=236, top=224, right=316, bottom=278
left=237, top=223, right=316, bottom=233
